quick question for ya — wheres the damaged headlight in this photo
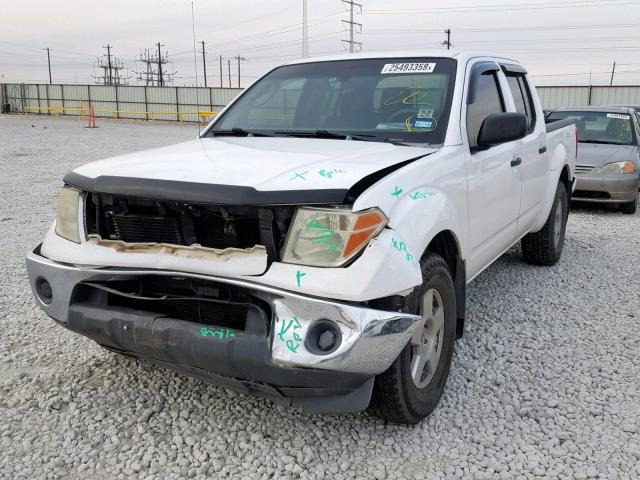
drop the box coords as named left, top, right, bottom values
left=281, top=207, right=387, bottom=267
left=55, top=186, right=81, bottom=243
left=597, top=161, right=634, bottom=174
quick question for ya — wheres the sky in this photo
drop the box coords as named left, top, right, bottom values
left=2, top=0, right=640, bottom=87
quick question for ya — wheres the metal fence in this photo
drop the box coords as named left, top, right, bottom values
left=0, top=83, right=243, bottom=122
left=536, top=85, right=640, bottom=109
left=4, top=83, right=640, bottom=121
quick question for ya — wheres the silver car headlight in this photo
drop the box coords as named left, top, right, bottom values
left=597, top=161, right=634, bottom=174
left=55, top=186, right=81, bottom=243
left=281, top=207, right=388, bottom=267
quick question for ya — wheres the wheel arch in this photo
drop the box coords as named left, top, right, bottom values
left=531, top=163, right=571, bottom=232
left=423, top=230, right=466, bottom=339
left=559, top=164, right=572, bottom=200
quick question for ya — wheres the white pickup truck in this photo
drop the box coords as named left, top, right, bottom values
left=27, top=51, right=576, bottom=424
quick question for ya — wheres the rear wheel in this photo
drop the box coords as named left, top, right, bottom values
left=369, top=252, right=457, bottom=425
left=620, top=195, right=638, bottom=214
left=521, top=181, right=568, bottom=266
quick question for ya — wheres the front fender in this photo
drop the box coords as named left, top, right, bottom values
left=353, top=148, right=467, bottom=263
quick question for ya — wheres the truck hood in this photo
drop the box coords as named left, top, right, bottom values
left=577, top=143, right=637, bottom=167
left=68, top=137, right=436, bottom=204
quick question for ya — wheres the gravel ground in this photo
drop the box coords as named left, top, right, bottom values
left=1, top=114, right=639, bottom=480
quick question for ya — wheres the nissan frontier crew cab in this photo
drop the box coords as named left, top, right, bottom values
left=27, top=51, right=577, bottom=424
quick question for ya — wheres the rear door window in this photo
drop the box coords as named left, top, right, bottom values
left=505, top=72, right=536, bottom=132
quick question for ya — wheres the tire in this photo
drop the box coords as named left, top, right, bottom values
left=620, top=195, right=637, bottom=214
left=521, top=181, right=568, bottom=266
left=369, top=252, right=457, bottom=425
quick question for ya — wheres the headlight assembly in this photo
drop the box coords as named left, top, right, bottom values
left=597, top=161, right=634, bottom=174
left=55, top=186, right=81, bottom=243
left=281, top=207, right=387, bottom=267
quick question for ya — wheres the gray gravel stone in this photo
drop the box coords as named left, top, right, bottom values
left=1, top=114, right=639, bottom=479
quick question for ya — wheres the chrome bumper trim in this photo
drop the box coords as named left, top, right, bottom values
left=26, top=248, right=421, bottom=375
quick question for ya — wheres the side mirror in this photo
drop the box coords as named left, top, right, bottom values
left=477, top=112, right=527, bottom=148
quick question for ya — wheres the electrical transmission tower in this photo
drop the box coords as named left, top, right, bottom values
left=134, top=43, right=176, bottom=86
left=93, top=45, right=129, bottom=85
left=341, top=0, right=362, bottom=53
left=443, top=29, right=453, bottom=50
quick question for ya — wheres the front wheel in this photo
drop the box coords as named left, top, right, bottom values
left=521, top=181, right=568, bottom=266
left=369, top=252, right=457, bottom=425
left=620, top=195, right=637, bottom=214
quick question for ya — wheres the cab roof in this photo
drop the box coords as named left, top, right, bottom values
left=284, top=50, right=522, bottom=67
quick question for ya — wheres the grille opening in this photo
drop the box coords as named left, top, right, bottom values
left=85, top=192, right=295, bottom=256
left=108, top=295, right=250, bottom=330
left=574, top=165, right=595, bottom=174
left=74, top=276, right=272, bottom=331
left=573, top=190, right=611, bottom=199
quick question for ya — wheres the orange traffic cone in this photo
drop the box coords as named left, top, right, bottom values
left=85, top=103, right=97, bottom=128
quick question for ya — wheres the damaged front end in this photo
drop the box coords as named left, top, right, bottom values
left=84, top=191, right=295, bottom=267
left=27, top=168, right=425, bottom=413
left=26, top=248, right=421, bottom=413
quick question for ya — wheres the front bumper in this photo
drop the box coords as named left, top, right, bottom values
left=573, top=173, right=640, bottom=203
left=26, top=247, right=421, bottom=412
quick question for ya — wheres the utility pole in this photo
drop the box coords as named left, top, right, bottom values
left=302, top=0, right=309, bottom=58
left=610, top=61, right=616, bottom=86
left=235, top=55, right=246, bottom=88
left=443, top=29, right=452, bottom=50
left=219, top=56, right=223, bottom=88
left=341, top=0, right=362, bottom=53
left=104, top=44, right=113, bottom=85
left=44, top=47, right=52, bottom=84
left=227, top=59, right=231, bottom=88
left=156, top=42, right=164, bottom=86
left=200, top=41, right=207, bottom=87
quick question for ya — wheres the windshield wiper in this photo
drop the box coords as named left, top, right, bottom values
left=275, top=129, right=376, bottom=140
left=274, top=129, right=416, bottom=146
left=579, top=139, right=626, bottom=145
left=209, top=127, right=272, bottom=137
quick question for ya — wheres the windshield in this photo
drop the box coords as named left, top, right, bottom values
left=547, top=110, right=636, bottom=145
left=208, top=58, right=457, bottom=145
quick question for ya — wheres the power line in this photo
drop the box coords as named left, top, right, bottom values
left=365, top=0, right=635, bottom=14
left=341, top=0, right=362, bottom=53
left=172, top=11, right=344, bottom=55
left=363, top=22, right=640, bottom=35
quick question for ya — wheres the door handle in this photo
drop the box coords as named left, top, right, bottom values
left=538, top=146, right=547, bottom=154
left=511, top=158, right=522, bottom=167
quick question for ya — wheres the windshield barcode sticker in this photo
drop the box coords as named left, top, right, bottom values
left=607, top=113, right=630, bottom=120
left=381, top=63, right=436, bottom=74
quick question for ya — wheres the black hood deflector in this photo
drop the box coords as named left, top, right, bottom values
left=63, top=152, right=429, bottom=206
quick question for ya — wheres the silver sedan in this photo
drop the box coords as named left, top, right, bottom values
left=547, top=106, right=640, bottom=214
